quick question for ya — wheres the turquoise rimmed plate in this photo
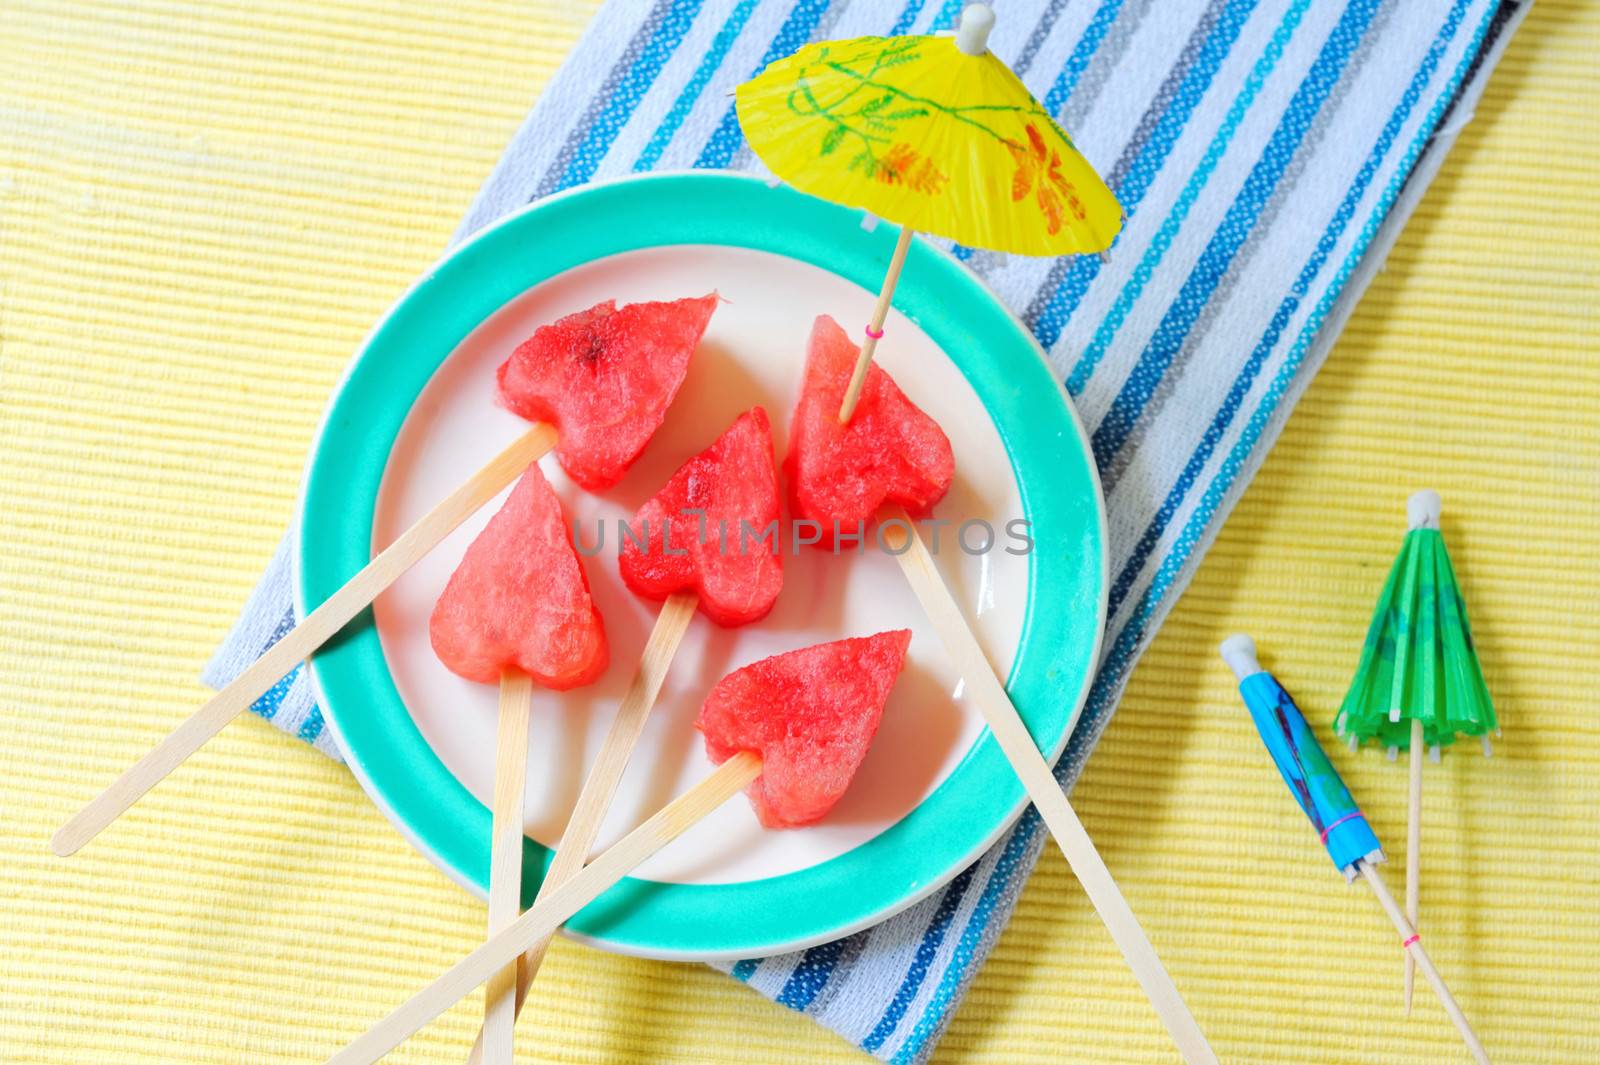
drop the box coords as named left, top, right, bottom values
left=297, top=171, right=1105, bottom=961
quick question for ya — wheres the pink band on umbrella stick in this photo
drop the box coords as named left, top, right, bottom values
left=1402, top=934, right=1420, bottom=949
left=864, top=324, right=885, bottom=339
left=1318, top=810, right=1364, bottom=843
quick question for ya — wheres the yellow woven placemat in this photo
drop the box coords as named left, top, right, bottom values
left=2, top=3, right=1596, bottom=1062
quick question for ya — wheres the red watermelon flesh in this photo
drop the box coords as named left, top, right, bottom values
left=697, top=630, right=911, bottom=828
left=430, top=462, right=608, bottom=689
left=497, top=293, right=719, bottom=491
left=786, top=315, right=954, bottom=544
left=618, top=408, right=783, bottom=627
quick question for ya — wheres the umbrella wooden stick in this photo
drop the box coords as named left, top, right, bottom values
left=324, top=751, right=762, bottom=1065
left=881, top=510, right=1216, bottom=1065
left=482, top=670, right=534, bottom=1065
left=52, top=424, right=558, bottom=857
left=1405, top=715, right=1423, bottom=1014
left=838, top=225, right=915, bottom=424
left=462, top=591, right=697, bottom=1065
left=1360, top=859, right=1488, bottom=1064
left=1399, top=488, right=1438, bottom=1015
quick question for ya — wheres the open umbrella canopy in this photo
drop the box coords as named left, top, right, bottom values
left=734, top=20, right=1122, bottom=257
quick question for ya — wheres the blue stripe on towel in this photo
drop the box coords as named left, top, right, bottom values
left=1089, top=0, right=1383, bottom=471
left=1064, top=0, right=1312, bottom=395
left=889, top=810, right=1042, bottom=1064
left=295, top=703, right=327, bottom=745
left=928, top=0, right=966, bottom=32
left=1117, top=0, right=1497, bottom=645
left=1028, top=0, right=1260, bottom=351
left=1041, top=0, right=1127, bottom=116
left=888, top=0, right=928, bottom=36
left=247, top=606, right=299, bottom=723
left=860, top=864, right=977, bottom=1052
left=777, top=938, right=851, bottom=1010
left=1105, top=0, right=1471, bottom=623
left=635, top=0, right=761, bottom=171
left=250, top=663, right=299, bottom=723
left=558, top=0, right=705, bottom=190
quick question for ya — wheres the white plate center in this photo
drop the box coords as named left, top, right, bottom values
left=371, top=244, right=1027, bottom=886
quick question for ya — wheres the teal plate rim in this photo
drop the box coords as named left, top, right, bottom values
left=295, top=171, right=1108, bottom=961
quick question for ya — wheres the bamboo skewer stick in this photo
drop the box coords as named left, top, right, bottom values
left=1405, top=715, right=1423, bottom=1015
left=1359, top=860, right=1489, bottom=1064
left=326, top=751, right=762, bottom=1065
left=837, top=225, right=914, bottom=424
left=879, top=509, right=1216, bottom=1065
left=52, top=424, right=558, bottom=857
left=462, top=591, right=697, bottom=1065
left=482, top=671, right=534, bottom=1065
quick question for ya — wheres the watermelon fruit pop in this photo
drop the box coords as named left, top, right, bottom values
left=429, top=463, right=608, bottom=687
left=457, top=404, right=787, bottom=1055
left=461, top=409, right=787, bottom=1062
left=427, top=461, right=607, bottom=1065
left=325, top=637, right=917, bottom=1065
left=786, top=314, right=954, bottom=546
left=620, top=406, right=783, bottom=627
left=497, top=293, right=720, bottom=492
left=698, top=630, right=911, bottom=828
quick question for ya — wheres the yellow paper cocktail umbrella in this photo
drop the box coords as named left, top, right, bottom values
left=735, top=2, right=1122, bottom=418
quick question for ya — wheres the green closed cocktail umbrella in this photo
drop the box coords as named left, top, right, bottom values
left=1334, top=490, right=1497, bottom=1011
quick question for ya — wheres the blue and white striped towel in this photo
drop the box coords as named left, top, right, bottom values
left=205, top=1, right=1526, bottom=1059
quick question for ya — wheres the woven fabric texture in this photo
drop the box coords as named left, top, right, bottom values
left=200, top=1, right=1537, bottom=1056
left=2, top=2, right=1595, bottom=1063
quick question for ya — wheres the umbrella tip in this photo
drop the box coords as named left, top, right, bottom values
left=1220, top=634, right=1261, bottom=681
left=1407, top=489, right=1441, bottom=530
left=956, top=4, right=996, bottom=56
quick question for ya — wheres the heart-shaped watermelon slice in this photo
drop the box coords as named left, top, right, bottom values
left=429, top=462, right=608, bottom=689
left=696, top=630, right=911, bottom=828
left=619, top=407, right=783, bottom=627
left=786, top=315, right=954, bottom=542
left=497, top=294, right=719, bottom=492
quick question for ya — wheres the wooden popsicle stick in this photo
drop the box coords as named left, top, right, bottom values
left=1359, top=860, right=1489, bottom=1064
left=837, top=225, right=915, bottom=424
left=1405, top=716, right=1423, bottom=1015
left=52, top=424, right=558, bottom=857
left=463, top=590, right=698, bottom=1065
left=482, top=670, right=534, bottom=1065
left=880, top=509, right=1217, bottom=1065
left=326, top=751, right=761, bottom=1065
